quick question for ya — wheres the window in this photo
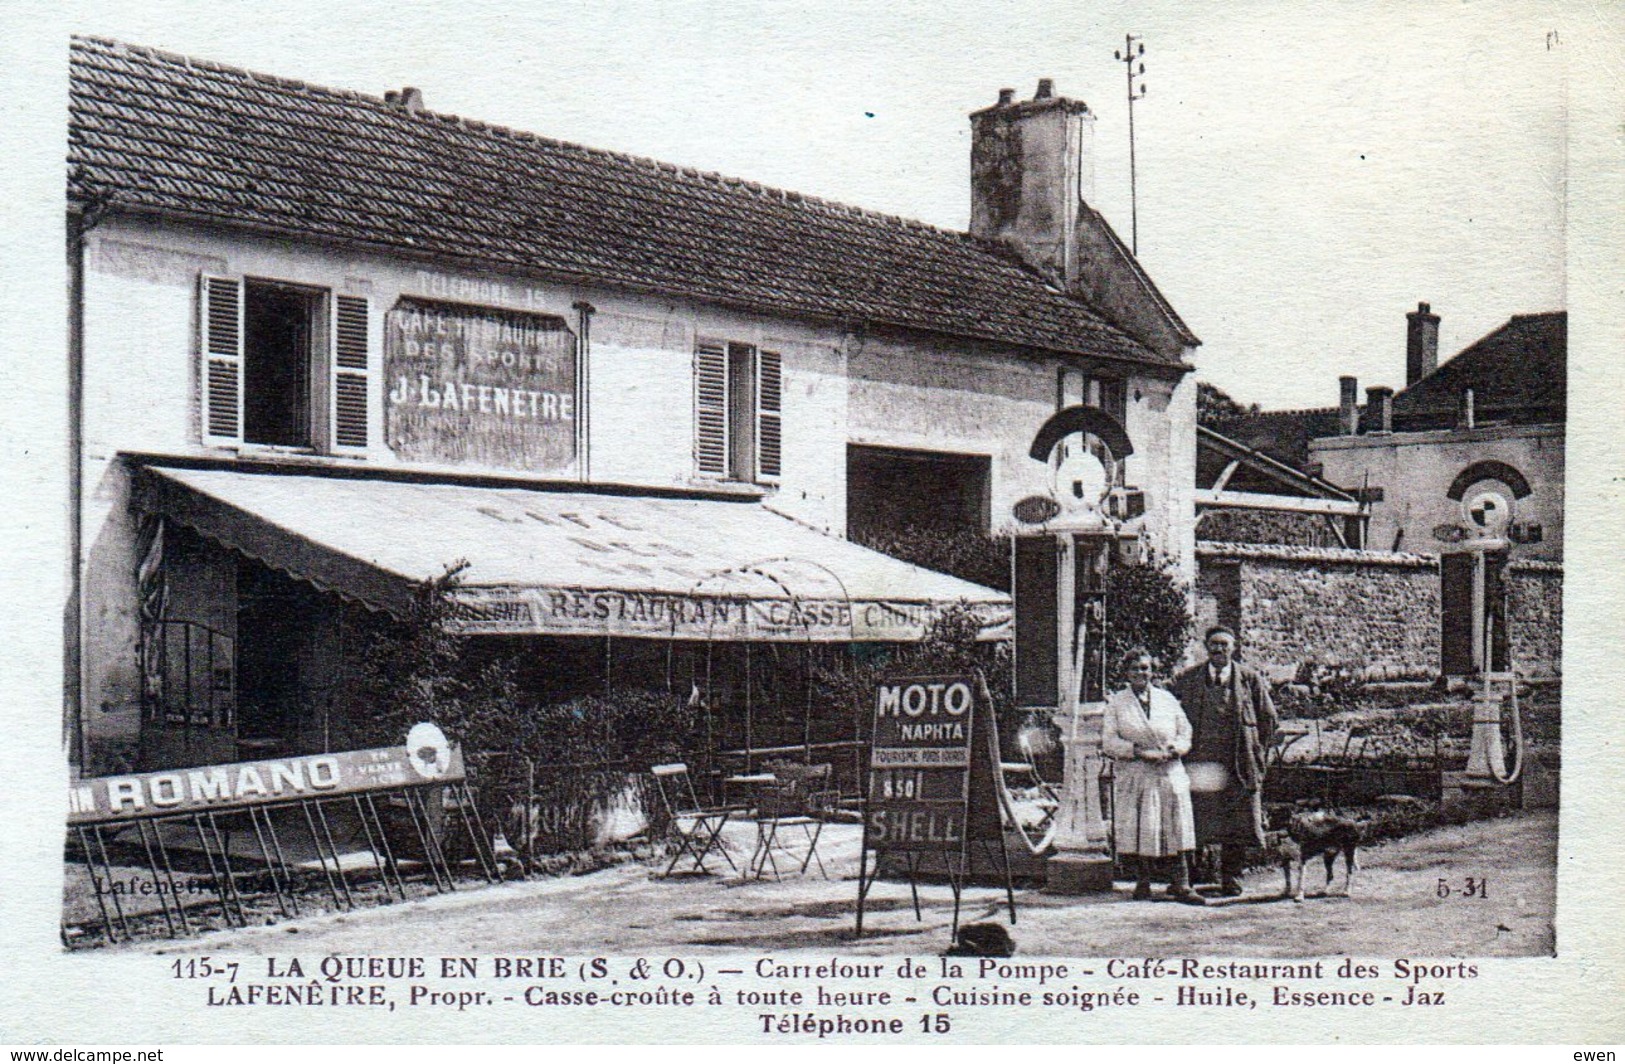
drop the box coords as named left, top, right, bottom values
left=244, top=281, right=316, bottom=446
left=1057, top=366, right=1126, bottom=425
left=846, top=445, right=991, bottom=540
left=201, top=275, right=372, bottom=452
left=694, top=340, right=781, bottom=482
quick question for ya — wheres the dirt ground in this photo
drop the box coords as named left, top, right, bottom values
left=142, top=809, right=1556, bottom=959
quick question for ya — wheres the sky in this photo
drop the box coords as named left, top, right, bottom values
left=11, top=0, right=1572, bottom=409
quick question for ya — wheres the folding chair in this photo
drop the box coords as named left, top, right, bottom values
left=1000, top=760, right=1059, bottom=837
left=650, top=763, right=736, bottom=877
left=748, top=763, right=836, bottom=880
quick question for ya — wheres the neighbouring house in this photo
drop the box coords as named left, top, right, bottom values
left=68, top=40, right=1200, bottom=777
left=1313, top=305, right=1565, bottom=562
left=1195, top=304, right=1565, bottom=682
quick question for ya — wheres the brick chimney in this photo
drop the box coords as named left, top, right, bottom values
left=969, top=80, right=1094, bottom=282
left=1339, top=376, right=1360, bottom=436
left=1406, top=301, right=1439, bottom=385
left=1366, top=385, right=1394, bottom=434
left=385, top=87, right=425, bottom=113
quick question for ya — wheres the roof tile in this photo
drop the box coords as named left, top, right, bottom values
left=68, top=36, right=1171, bottom=367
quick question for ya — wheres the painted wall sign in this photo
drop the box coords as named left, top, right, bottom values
left=451, top=586, right=1010, bottom=643
left=385, top=298, right=577, bottom=472
left=1433, top=523, right=1470, bottom=543
left=67, top=742, right=466, bottom=826
left=1012, top=494, right=1062, bottom=525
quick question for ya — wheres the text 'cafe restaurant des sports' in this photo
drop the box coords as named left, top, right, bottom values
left=67, top=40, right=1200, bottom=789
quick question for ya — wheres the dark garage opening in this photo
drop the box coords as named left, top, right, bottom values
left=846, top=444, right=991, bottom=540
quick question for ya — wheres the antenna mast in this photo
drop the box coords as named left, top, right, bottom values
left=1113, top=34, right=1148, bottom=254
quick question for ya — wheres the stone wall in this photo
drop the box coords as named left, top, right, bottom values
left=1196, top=542, right=1563, bottom=682
left=1507, top=560, right=1563, bottom=676
left=1205, top=544, right=1440, bottom=682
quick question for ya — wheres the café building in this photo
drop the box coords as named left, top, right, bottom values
left=68, top=39, right=1199, bottom=776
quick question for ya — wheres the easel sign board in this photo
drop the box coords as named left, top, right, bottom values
left=866, top=675, right=977, bottom=851
left=856, top=673, right=1015, bottom=938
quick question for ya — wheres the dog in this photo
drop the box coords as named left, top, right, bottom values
left=1263, top=809, right=1363, bottom=902
left=945, top=921, right=1016, bottom=957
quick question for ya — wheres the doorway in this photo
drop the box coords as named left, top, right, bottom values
left=1440, top=548, right=1509, bottom=676
left=235, top=562, right=323, bottom=756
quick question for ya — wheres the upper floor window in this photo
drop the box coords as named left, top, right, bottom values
left=694, top=340, right=781, bottom=483
left=201, top=275, right=372, bottom=453
left=1057, top=366, right=1126, bottom=425
left=244, top=280, right=318, bottom=446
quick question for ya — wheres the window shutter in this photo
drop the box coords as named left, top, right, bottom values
left=331, top=295, right=371, bottom=451
left=693, top=342, right=728, bottom=477
left=755, top=348, right=782, bottom=483
left=199, top=275, right=243, bottom=445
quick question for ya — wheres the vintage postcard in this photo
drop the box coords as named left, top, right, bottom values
left=2, top=0, right=1621, bottom=1047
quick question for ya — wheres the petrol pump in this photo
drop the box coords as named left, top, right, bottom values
left=1437, top=479, right=1526, bottom=797
left=1011, top=405, right=1143, bottom=893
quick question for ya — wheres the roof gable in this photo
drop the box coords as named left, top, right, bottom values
left=1079, top=202, right=1200, bottom=349
left=1212, top=406, right=1344, bottom=469
left=69, top=37, right=1174, bottom=369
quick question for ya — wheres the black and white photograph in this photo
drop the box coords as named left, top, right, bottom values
left=3, top=0, right=1622, bottom=1048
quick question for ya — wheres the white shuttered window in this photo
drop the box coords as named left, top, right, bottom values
left=755, top=348, right=782, bottom=483
left=693, top=340, right=782, bottom=484
left=693, top=342, right=729, bottom=476
left=198, top=274, right=371, bottom=455
left=331, top=295, right=371, bottom=451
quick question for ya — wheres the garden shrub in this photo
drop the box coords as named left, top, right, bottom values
left=812, top=603, right=1013, bottom=724
left=850, top=526, right=1011, bottom=592
left=1102, top=554, right=1191, bottom=688
left=337, top=563, right=522, bottom=752
left=338, top=567, right=700, bottom=860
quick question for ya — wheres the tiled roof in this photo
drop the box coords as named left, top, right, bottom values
left=1194, top=311, right=1566, bottom=476
left=1392, top=312, right=1566, bottom=428
left=68, top=37, right=1171, bottom=368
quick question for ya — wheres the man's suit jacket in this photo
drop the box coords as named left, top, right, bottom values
left=1170, top=660, right=1279, bottom=793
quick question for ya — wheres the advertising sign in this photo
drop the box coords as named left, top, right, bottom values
left=67, top=740, right=466, bottom=826
left=453, top=586, right=1010, bottom=643
left=856, top=672, right=1014, bottom=936
left=864, top=676, right=979, bottom=852
left=385, top=298, right=577, bottom=472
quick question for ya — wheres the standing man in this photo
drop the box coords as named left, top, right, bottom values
left=1171, top=626, right=1278, bottom=897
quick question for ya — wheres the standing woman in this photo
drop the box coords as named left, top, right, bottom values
left=1101, top=649, right=1207, bottom=905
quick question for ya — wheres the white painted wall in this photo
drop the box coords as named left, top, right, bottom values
left=761, top=336, right=848, bottom=535
left=76, top=214, right=1193, bottom=768
left=847, top=332, right=1054, bottom=524
left=847, top=330, right=1191, bottom=570
left=1149, top=362, right=1199, bottom=579
left=587, top=309, right=697, bottom=489
left=1313, top=424, right=1564, bottom=561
